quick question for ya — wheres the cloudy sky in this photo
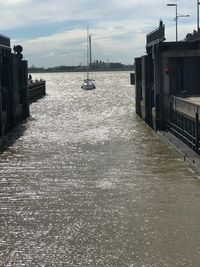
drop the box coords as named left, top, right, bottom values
left=0, top=0, right=198, bottom=67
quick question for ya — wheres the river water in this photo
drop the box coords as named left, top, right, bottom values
left=0, top=72, right=200, bottom=267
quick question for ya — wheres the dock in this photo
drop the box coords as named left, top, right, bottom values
left=0, top=33, right=46, bottom=138
left=132, top=20, right=200, bottom=171
left=28, top=79, right=46, bottom=104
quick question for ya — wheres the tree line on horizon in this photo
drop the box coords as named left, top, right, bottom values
left=28, top=62, right=134, bottom=72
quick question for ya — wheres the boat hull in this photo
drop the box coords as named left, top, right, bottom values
left=81, top=80, right=96, bottom=90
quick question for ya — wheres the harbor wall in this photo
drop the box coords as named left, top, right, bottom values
left=28, top=80, right=46, bottom=104
left=133, top=21, right=200, bottom=156
left=0, top=34, right=46, bottom=138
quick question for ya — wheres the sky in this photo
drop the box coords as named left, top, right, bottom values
left=0, top=0, right=198, bottom=67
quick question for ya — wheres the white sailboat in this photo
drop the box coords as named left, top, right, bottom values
left=81, top=26, right=96, bottom=90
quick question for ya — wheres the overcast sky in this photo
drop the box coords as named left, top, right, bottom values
left=0, top=0, right=198, bottom=67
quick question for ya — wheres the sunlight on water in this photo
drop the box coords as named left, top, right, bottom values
left=0, top=72, right=200, bottom=266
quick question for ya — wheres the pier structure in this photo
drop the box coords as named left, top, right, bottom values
left=0, top=34, right=29, bottom=136
left=133, top=20, right=200, bottom=156
left=28, top=78, right=46, bottom=104
left=0, top=33, right=46, bottom=138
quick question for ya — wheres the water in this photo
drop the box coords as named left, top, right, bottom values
left=0, top=72, right=200, bottom=266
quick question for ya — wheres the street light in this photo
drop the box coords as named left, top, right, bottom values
left=167, top=4, right=178, bottom=41
left=167, top=3, right=189, bottom=41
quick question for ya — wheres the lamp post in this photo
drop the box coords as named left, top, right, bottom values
left=167, top=3, right=189, bottom=41
left=167, top=4, right=178, bottom=41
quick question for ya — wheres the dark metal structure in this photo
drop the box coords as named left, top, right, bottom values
left=133, top=20, right=200, bottom=155
left=28, top=79, right=46, bottom=104
left=0, top=34, right=10, bottom=47
left=0, top=34, right=30, bottom=136
left=0, top=33, right=47, bottom=139
left=146, top=20, right=165, bottom=53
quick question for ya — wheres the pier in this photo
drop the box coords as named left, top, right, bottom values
left=28, top=79, right=46, bottom=104
left=133, top=20, right=200, bottom=171
left=0, top=34, right=46, bottom=138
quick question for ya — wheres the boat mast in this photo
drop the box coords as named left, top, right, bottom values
left=87, top=26, right=89, bottom=80
left=89, top=34, right=92, bottom=66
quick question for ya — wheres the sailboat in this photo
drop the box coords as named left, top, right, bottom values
left=81, top=26, right=96, bottom=90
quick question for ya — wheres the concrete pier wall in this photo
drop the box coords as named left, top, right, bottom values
left=0, top=34, right=46, bottom=138
left=134, top=20, right=200, bottom=156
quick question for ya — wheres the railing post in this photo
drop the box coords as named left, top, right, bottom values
left=169, top=96, right=172, bottom=127
left=195, top=110, right=199, bottom=154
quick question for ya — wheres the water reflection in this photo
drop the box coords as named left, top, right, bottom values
left=0, top=72, right=200, bottom=266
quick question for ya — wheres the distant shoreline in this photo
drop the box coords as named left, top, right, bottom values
left=29, top=68, right=134, bottom=73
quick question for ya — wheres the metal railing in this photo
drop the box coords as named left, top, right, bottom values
left=146, top=25, right=165, bottom=46
left=0, top=34, right=10, bottom=47
left=168, top=121, right=196, bottom=150
left=168, top=108, right=200, bottom=154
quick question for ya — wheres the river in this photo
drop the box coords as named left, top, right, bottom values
left=0, top=71, right=200, bottom=266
